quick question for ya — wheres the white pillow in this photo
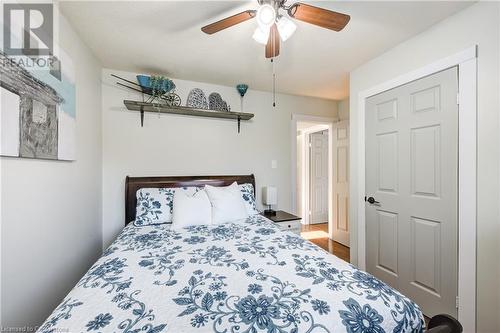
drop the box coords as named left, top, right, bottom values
left=172, top=189, right=212, bottom=230
left=205, top=182, right=249, bottom=224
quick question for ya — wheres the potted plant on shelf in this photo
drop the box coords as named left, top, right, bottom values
left=136, top=75, right=181, bottom=107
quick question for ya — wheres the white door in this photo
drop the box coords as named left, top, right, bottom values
left=309, top=131, right=328, bottom=224
left=365, top=67, right=458, bottom=317
left=332, top=121, right=349, bottom=246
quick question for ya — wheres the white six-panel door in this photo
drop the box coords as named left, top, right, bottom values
left=332, top=121, right=350, bottom=246
left=365, top=67, right=458, bottom=317
left=310, top=131, right=328, bottom=224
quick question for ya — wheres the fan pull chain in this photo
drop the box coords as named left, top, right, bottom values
left=272, top=58, right=276, bottom=107
left=270, top=24, right=277, bottom=107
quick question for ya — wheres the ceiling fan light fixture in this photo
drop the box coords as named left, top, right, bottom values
left=256, top=4, right=276, bottom=28
left=252, top=26, right=270, bottom=45
left=276, top=15, right=296, bottom=41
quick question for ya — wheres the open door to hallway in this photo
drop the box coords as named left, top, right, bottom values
left=332, top=120, right=350, bottom=246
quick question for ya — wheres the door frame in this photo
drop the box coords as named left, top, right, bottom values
left=355, top=46, right=477, bottom=332
left=291, top=114, right=335, bottom=233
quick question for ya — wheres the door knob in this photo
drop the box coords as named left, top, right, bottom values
left=365, top=196, right=380, bottom=204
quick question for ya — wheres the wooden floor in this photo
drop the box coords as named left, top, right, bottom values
left=301, top=223, right=350, bottom=262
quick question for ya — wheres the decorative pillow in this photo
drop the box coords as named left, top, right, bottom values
left=134, top=187, right=200, bottom=227
left=172, top=189, right=212, bottom=230
left=205, top=182, right=249, bottom=224
left=239, top=183, right=260, bottom=215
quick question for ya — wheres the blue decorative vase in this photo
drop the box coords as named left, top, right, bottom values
left=236, top=84, right=249, bottom=97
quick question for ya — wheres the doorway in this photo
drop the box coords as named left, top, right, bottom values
left=292, top=115, right=350, bottom=261
left=365, top=67, right=458, bottom=317
left=296, top=121, right=329, bottom=225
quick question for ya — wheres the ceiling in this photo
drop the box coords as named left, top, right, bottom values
left=60, top=1, right=473, bottom=100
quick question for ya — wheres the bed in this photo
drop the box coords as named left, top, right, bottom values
left=38, top=175, right=459, bottom=333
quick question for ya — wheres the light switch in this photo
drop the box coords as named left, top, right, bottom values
left=271, top=160, right=278, bottom=169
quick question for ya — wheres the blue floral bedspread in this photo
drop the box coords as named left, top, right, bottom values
left=38, top=215, right=424, bottom=333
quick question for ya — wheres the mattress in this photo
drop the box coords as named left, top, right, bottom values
left=38, top=215, right=424, bottom=333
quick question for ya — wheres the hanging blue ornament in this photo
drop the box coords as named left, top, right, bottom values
left=236, top=84, right=249, bottom=97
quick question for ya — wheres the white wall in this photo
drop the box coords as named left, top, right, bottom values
left=0, top=12, right=102, bottom=328
left=348, top=3, right=499, bottom=332
left=102, top=69, right=338, bottom=246
left=338, top=98, right=349, bottom=121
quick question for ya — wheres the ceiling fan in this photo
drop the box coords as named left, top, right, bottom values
left=201, top=0, right=350, bottom=58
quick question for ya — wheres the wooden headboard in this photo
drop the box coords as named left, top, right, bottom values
left=125, top=174, right=256, bottom=225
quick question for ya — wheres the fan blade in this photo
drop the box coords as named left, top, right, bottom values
left=288, top=3, right=350, bottom=32
left=201, top=10, right=256, bottom=34
left=265, top=24, right=280, bottom=58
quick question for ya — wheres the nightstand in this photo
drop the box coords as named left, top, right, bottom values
left=261, top=211, right=302, bottom=235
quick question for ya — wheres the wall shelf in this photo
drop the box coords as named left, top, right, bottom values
left=123, top=100, right=254, bottom=133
